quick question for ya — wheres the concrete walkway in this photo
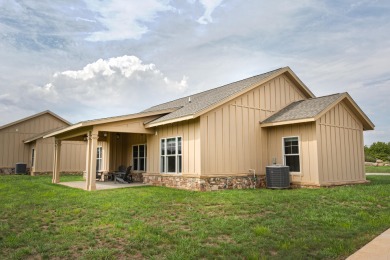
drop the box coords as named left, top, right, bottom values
left=348, top=174, right=390, bottom=259
left=347, top=228, right=390, bottom=260
left=59, top=181, right=149, bottom=190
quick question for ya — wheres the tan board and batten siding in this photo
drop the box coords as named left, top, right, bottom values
left=0, top=113, right=64, bottom=168
left=147, top=118, right=201, bottom=175
left=317, top=101, right=365, bottom=185
left=89, top=118, right=202, bottom=175
left=199, top=74, right=306, bottom=176
left=265, top=100, right=366, bottom=186
left=0, top=112, right=86, bottom=173
left=108, top=132, right=147, bottom=171
left=0, top=113, right=66, bottom=170
left=146, top=74, right=307, bottom=176
left=266, top=123, right=319, bottom=185
left=34, top=138, right=86, bottom=172
left=89, top=132, right=149, bottom=172
left=90, top=116, right=154, bottom=172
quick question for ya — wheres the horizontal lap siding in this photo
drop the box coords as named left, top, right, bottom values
left=317, top=102, right=365, bottom=184
left=147, top=119, right=201, bottom=175
left=200, top=75, right=306, bottom=176
left=266, top=123, right=319, bottom=184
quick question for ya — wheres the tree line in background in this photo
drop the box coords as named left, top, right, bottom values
left=364, top=142, right=390, bottom=162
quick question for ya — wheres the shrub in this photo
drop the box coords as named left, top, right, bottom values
left=364, top=142, right=390, bottom=162
left=365, top=154, right=376, bottom=163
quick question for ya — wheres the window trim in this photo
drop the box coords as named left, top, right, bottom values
left=132, top=144, right=147, bottom=172
left=96, top=146, right=103, bottom=172
left=282, top=136, right=301, bottom=174
left=31, top=148, right=35, bottom=168
left=160, top=136, right=182, bottom=174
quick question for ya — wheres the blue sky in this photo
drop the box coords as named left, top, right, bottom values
left=0, top=0, right=389, bottom=145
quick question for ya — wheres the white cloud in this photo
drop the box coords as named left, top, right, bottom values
left=196, top=0, right=224, bottom=24
left=55, top=56, right=162, bottom=81
left=55, top=55, right=183, bottom=84
left=14, top=55, right=188, bottom=121
left=0, top=0, right=389, bottom=144
left=85, top=0, right=173, bottom=41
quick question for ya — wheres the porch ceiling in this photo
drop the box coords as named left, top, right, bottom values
left=94, top=120, right=154, bottom=134
left=48, top=123, right=154, bottom=141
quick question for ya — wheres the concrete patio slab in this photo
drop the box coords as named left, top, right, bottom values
left=59, top=181, right=149, bottom=190
left=347, top=228, right=390, bottom=260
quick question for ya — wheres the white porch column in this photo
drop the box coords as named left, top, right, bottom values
left=86, top=131, right=98, bottom=191
left=52, top=139, right=62, bottom=183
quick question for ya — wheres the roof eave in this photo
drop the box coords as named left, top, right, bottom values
left=44, top=109, right=177, bottom=138
left=80, top=108, right=177, bottom=127
left=145, top=115, right=195, bottom=128
left=260, top=118, right=316, bottom=127
left=283, top=67, right=316, bottom=99
left=343, top=94, right=375, bottom=130
left=24, top=135, right=44, bottom=144
left=312, top=93, right=348, bottom=122
left=43, top=123, right=84, bottom=138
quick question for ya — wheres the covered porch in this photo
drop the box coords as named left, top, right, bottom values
left=44, top=111, right=170, bottom=191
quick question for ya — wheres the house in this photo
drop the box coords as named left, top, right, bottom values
left=0, top=110, right=86, bottom=175
left=45, top=67, right=374, bottom=191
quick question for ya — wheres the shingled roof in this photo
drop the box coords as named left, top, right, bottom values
left=144, top=67, right=314, bottom=126
left=261, top=93, right=344, bottom=124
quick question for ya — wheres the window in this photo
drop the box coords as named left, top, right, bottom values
left=133, top=144, right=146, bottom=171
left=31, top=148, right=35, bottom=167
left=96, top=146, right=103, bottom=171
left=160, top=137, right=182, bottom=173
left=283, top=137, right=300, bottom=172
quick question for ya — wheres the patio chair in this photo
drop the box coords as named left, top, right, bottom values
left=96, top=171, right=103, bottom=181
left=114, top=166, right=132, bottom=184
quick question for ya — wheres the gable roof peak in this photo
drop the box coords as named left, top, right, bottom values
left=0, top=110, right=71, bottom=130
left=143, top=67, right=288, bottom=114
left=261, top=92, right=374, bottom=130
left=145, top=66, right=314, bottom=127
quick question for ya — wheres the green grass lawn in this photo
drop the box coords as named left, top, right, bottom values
left=0, top=175, right=389, bottom=259
left=365, top=165, right=390, bottom=173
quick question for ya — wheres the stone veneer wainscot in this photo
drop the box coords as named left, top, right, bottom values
left=143, top=173, right=266, bottom=191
